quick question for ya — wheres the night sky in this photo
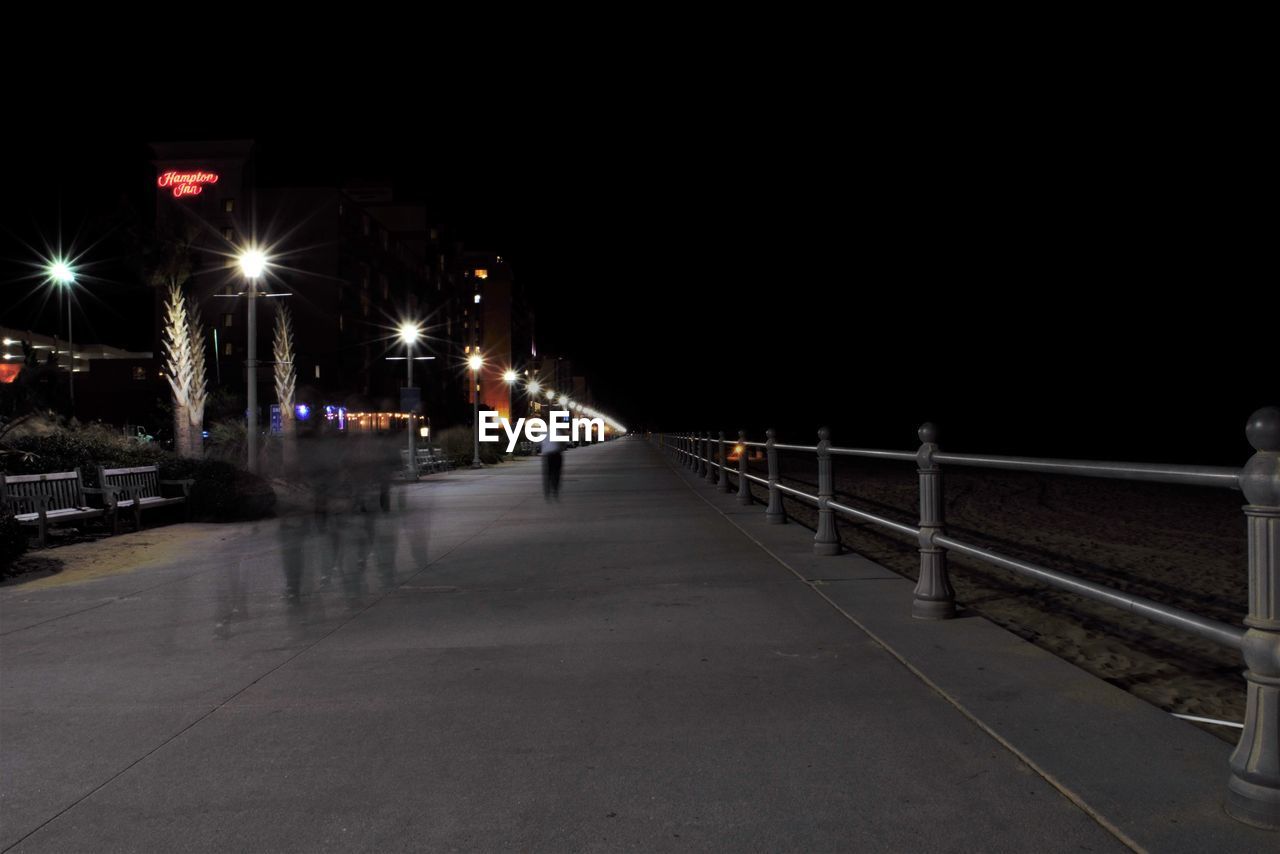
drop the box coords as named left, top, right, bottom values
left=2, top=81, right=1270, bottom=464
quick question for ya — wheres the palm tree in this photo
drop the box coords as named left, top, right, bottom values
left=161, top=284, right=195, bottom=457
left=273, top=302, right=297, bottom=470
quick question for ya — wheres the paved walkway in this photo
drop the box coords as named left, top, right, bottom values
left=0, top=439, right=1267, bottom=851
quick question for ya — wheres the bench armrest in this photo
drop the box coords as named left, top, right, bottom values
left=159, top=479, right=194, bottom=498
left=82, top=486, right=116, bottom=509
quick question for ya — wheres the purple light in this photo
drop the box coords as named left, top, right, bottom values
left=295, top=403, right=311, bottom=421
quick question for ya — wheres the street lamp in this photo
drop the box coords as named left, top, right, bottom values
left=392, top=322, right=434, bottom=480
left=503, top=368, right=518, bottom=424
left=468, top=352, right=484, bottom=468
left=47, top=259, right=76, bottom=413
left=237, top=248, right=268, bottom=475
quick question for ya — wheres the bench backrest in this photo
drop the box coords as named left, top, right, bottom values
left=99, top=465, right=161, bottom=499
left=0, top=470, right=87, bottom=513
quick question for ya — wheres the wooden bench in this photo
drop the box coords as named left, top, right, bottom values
left=0, top=469, right=110, bottom=547
left=97, top=465, right=193, bottom=533
left=400, top=447, right=454, bottom=475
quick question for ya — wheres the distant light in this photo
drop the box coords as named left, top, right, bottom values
left=527, top=380, right=542, bottom=396
left=474, top=269, right=489, bottom=280
left=503, top=370, right=517, bottom=384
left=419, top=426, right=429, bottom=438
left=295, top=404, right=311, bottom=421
left=474, top=294, right=482, bottom=304
left=398, top=322, right=421, bottom=345
left=49, top=259, right=75, bottom=285
left=237, top=248, right=268, bottom=279
left=468, top=353, right=483, bottom=371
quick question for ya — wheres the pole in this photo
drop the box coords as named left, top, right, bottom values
left=246, top=280, right=258, bottom=475
left=66, top=290, right=74, bottom=414
left=471, top=366, right=482, bottom=468
left=406, top=342, right=417, bottom=480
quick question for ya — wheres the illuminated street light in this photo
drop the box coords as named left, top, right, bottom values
left=237, top=247, right=269, bottom=474
left=46, top=258, right=76, bottom=412
left=398, top=322, right=421, bottom=346
left=469, top=352, right=484, bottom=468
left=237, top=248, right=268, bottom=279
left=503, top=369, right=517, bottom=384
left=390, top=320, right=432, bottom=480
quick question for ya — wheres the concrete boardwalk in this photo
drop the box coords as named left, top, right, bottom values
left=0, top=439, right=1267, bottom=851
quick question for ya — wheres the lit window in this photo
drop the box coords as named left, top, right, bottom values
left=222, top=227, right=234, bottom=240
left=224, top=199, right=235, bottom=212
left=474, top=294, right=481, bottom=304
left=224, top=342, right=234, bottom=355
left=314, top=365, right=320, bottom=379
left=474, top=269, right=489, bottom=280
left=132, top=366, right=146, bottom=381
left=223, top=314, right=234, bottom=327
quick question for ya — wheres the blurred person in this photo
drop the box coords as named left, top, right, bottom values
left=541, top=432, right=564, bottom=500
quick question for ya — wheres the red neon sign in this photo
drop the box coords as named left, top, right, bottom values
left=157, top=170, right=220, bottom=198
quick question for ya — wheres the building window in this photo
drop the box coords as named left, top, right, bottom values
left=381, top=230, right=389, bottom=250
left=474, top=269, right=489, bottom=280
left=131, top=366, right=146, bottom=381
left=314, top=365, right=320, bottom=379
left=362, top=215, right=370, bottom=236
left=380, top=274, right=389, bottom=300
left=223, top=314, right=234, bottom=327
left=222, top=227, right=234, bottom=240
left=339, top=314, right=344, bottom=332
left=224, top=342, right=234, bottom=356
left=224, top=199, right=235, bottom=213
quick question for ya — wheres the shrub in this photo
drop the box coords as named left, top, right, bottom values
left=437, top=425, right=504, bottom=466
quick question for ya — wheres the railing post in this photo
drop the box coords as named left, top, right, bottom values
left=737, top=430, right=752, bottom=505
left=718, top=431, right=730, bottom=493
left=766, top=428, right=785, bottom=524
left=912, top=422, right=955, bottom=619
left=704, top=432, right=717, bottom=483
left=699, top=432, right=710, bottom=479
left=814, top=427, right=839, bottom=554
left=684, top=434, right=693, bottom=469
left=1227, top=406, right=1280, bottom=829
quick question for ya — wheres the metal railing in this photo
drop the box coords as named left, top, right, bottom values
left=654, top=408, right=1280, bottom=831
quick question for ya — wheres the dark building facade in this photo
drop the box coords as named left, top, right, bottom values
left=149, top=141, right=491, bottom=434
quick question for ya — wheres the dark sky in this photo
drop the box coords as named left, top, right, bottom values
left=2, top=78, right=1271, bottom=464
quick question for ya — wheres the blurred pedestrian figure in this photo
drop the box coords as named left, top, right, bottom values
left=541, top=434, right=564, bottom=500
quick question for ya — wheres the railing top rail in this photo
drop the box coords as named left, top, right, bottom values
left=931, top=452, right=1240, bottom=489
left=829, top=446, right=918, bottom=461
left=773, top=442, right=818, bottom=452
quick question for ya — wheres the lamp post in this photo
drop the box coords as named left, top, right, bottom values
left=237, top=249, right=268, bottom=475
left=503, top=369, right=517, bottom=424
left=48, top=259, right=76, bottom=413
left=469, top=352, right=484, bottom=468
left=393, top=322, right=434, bottom=480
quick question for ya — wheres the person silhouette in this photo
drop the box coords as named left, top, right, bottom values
left=540, top=433, right=564, bottom=500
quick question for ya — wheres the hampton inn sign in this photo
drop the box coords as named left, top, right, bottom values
left=156, top=170, right=220, bottom=198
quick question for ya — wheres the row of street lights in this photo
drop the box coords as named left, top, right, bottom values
left=34, top=247, right=614, bottom=477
